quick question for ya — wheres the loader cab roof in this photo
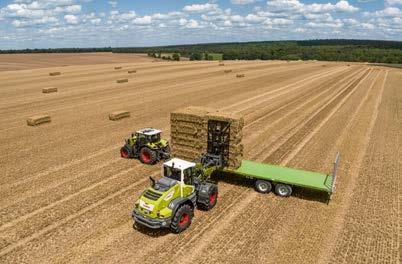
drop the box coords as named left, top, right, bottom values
left=164, top=158, right=196, bottom=171
left=136, top=128, right=161, bottom=136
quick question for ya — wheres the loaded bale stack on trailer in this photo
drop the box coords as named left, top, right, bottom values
left=170, top=106, right=211, bottom=161
left=170, top=106, right=244, bottom=170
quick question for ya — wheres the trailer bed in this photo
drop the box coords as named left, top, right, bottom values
left=234, top=160, right=335, bottom=193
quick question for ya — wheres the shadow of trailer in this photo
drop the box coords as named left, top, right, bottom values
left=221, top=152, right=340, bottom=203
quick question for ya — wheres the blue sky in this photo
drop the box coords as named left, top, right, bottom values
left=0, top=0, right=401, bottom=49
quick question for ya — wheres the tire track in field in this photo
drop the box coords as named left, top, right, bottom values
left=246, top=68, right=368, bottom=161
left=221, top=65, right=345, bottom=112
left=134, top=68, right=371, bottom=264
left=317, top=70, right=388, bottom=264
left=260, top=68, right=371, bottom=163
left=231, top=66, right=348, bottom=115
left=242, top=67, right=364, bottom=130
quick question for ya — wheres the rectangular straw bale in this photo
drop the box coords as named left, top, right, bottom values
left=49, top=72, right=61, bottom=76
left=42, top=87, right=58, bottom=93
left=27, top=115, right=51, bottom=126
left=116, top=79, right=128, bottom=83
left=236, top=74, right=245, bottom=78
left=224, top=70, right=232, bottom=73
left=128, top=70, right=137, bottom=73
left=114, top=66, right=122, bottom=70
left=219, top=63, right=225, bottom=66
left=109, top=111, right=130, bottom=121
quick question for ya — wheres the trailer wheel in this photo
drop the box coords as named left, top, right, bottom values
left=170, top=204, right=193, bottom=233
left=275, top=184, right=292, bottom=197
left=255, top=180, right=272, bottom=193
left=139, top=147, right=157, bottom=164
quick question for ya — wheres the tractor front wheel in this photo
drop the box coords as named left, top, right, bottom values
left=170, top=204, right=193, bottom=233
left=139, top=147, right=157, bottom=164
left=120, top=147, right=130, bottom=158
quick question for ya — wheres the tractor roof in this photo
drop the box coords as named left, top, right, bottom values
left=164, top=158, right=196, bottom=170
left=137, top=128, right=161, bottom=135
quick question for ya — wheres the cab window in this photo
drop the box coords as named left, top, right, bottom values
left=164, top=166, right=181, bottom=181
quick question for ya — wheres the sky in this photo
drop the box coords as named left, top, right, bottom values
left=0, top=0, right=401, bottom=49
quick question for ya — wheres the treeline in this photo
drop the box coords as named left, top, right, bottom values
left=1, top=40, right=401, bottom=63
left=112, top=40, right=402, bottom=63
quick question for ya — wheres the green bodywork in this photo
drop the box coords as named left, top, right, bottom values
left=233, top=160, right=334, bottom=193
left=136, top=183, right=193, bottom=220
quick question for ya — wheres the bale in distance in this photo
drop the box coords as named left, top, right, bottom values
left=49, top=72, right=61, bottom=76
left=27, top=115, right=51, bottom=126
left=236, top=74, right=245, bottom=78
left=42, top=87, right=58, bottom=93
left=224, top=70, right=232, bottom=73
left=116, top=79, right=128, bottom=83
left=219, top=63, right=225, bottom=66
left=128, top=70, right=137, bottom=74
left=109, top=111, right=130, bottom=121
left=114, top=66, right=122, bottom=70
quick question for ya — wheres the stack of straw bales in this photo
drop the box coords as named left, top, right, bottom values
left=170, top=106, right=244, bottom=170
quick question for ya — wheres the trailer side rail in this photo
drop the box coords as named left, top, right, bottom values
left=330, top=152, right=341, bottom=195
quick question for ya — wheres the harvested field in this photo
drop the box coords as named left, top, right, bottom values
left=0, top=57, right=400, bottom=264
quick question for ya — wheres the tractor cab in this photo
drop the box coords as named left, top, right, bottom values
left=163, top=158, right=197, bottom=195
left=135, top=128, right=161, bottom=146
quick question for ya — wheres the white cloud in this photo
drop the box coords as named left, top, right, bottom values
left=373, top=7, right=402, bottom=17
left=133, top=16, right=152, bottom=25
left=386, top=0, right=402, bottom=5
left=185, top=19, right=202, bottom=28
left=64, top=14, right=79, bottom=24
left=231, top=0, right=256, bottom=4
left=183, top=3, right=218, bottom=13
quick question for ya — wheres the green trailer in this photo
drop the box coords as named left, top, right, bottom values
left=226, top=152, right=340, bottom=199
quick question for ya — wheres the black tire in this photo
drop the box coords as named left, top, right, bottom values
left=255, top=180, right=272, bottom=193
left=197, top=184, right=218, bottom=211
left=170, top=204, right=193, bottom=233
left=275, top=184, right=292, bottom=197
left=139, top=147, right=158, bottom=164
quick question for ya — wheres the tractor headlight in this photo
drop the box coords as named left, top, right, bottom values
left=168, top=201, right=174, bottom=209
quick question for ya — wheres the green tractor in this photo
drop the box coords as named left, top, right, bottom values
left=132, top=154, right=221, bottom=233
left=120, top=128, right=170, bottom=165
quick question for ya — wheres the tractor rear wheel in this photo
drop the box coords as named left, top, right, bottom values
left=275, top=184, right=292, bottom=197
left=170, top=204, right=193, bottom=233
left=255, top=180, right=272, bottom=193
left=139, top=147, right=157, bottom=164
